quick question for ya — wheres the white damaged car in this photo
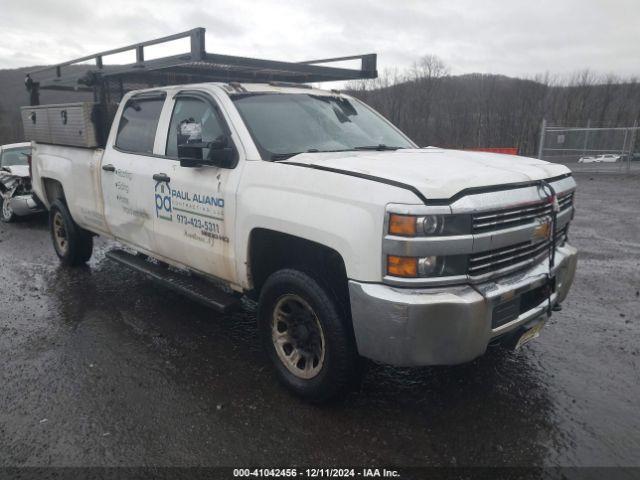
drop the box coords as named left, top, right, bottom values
left=0, top=142, right=43, bottom=222
left=578, top=154, right=621, bottom=163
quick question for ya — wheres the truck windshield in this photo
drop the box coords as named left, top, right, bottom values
left=231, top=93, right=414, bottom=160
left=0, top=147, right=30, bottom=167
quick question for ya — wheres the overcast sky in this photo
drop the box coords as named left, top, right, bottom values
left=1, top=0, right=638, bottom=79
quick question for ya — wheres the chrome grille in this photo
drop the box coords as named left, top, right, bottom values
left=558, top=192, right=574, bottom=211
left=469, top=225, right=569, bottom=279
left=472, top=192, right=574, bottom=233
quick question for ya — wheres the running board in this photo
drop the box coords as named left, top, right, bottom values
left=105, top=249, right=239, bottom=313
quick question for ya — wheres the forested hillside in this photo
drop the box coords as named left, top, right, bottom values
left=347, top=58, right=640, bottom=156
left=1, top=58, right=639, bottom=156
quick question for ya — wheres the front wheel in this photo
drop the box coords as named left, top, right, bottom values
left=0, top=196, right=16, bottom=223
left=258, top=268, right=361, bottom=403
left=49, top=200, right=93, bottom=266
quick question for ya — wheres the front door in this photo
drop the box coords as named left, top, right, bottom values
left=151, top=91, right=242, bottom=283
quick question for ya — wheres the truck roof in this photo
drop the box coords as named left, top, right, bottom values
left=1, top=142, right=31, bottom=150
left=124, top=82, right=342, bottom=98
left=226, top=82, right=338, bottom=95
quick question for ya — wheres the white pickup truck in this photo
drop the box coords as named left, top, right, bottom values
left=25, top=31, right=577, bottom=401
left=30, top=81, right=578, bottom=401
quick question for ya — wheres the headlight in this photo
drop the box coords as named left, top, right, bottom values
left=418, top=256, right=440, bottom=276
left=387, top=255, right=468, bottom=278
left=421, top=215, right=442, bottom=235
left=388, top=214, right=471, bottom=237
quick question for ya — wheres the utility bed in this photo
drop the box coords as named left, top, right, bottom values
left=21, top=102, right=106, bottom=148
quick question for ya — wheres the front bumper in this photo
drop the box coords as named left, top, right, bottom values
left=349, top=244, right=578, bottom=366
left=9, top=194, right=43, bottom=217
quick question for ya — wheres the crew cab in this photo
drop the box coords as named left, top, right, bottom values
left=25, top=31, right=578, bottom=401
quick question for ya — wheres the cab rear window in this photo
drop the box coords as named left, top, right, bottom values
left=115, top=95, right=165, bottom=154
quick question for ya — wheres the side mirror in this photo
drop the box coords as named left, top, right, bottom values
left=177, top=122, right=235, bottom=168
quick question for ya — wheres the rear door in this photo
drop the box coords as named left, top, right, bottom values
left=101, top=92, right=166, bottom=252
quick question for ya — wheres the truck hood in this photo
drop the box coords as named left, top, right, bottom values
left=0, top=165, right=29, bottom=178
left=284, top=147, right=571, bottom=200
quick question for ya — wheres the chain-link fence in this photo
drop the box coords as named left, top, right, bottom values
left=538, top=120, right=640, bottom=173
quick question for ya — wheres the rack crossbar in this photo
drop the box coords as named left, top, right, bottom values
left=28, top=27, right=377, bottom=90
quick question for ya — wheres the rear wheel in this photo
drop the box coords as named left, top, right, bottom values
left=49, top=200, right=93, bottom=266
left=258, top=268, right=361, bottom=403
left=0, top=196, right=16, bottom=223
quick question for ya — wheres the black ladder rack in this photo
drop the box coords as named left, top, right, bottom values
left=26, top=27, right=377, bottom=96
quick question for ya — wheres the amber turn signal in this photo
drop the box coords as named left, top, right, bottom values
left=387, top=255, right=418, bottom=277
left=389, top=214, right=416, bottom=236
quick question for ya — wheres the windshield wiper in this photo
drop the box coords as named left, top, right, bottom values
left=271, top=152, right=302, bottom=161
left=354, top=144, right=404, bottom=151
left=271, top=149, right=329, bottom=161
left=272, top=146, right=403, bottom=161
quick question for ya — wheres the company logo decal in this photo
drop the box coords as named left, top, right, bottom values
left=153, top=181, right=228, bottom=245
left=171, top=190, right=224, bottom=208
left=155, top=181, right=173, bottom=220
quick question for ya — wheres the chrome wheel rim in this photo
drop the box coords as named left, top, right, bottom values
left=53, top=212, right=69, bottom=254
left=272, top=294, right=325, bottom=380
left=1, top=198, right=12, bottom=220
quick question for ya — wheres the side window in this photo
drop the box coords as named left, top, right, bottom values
left=166, top=97, right=226, bottom=158
left=0, top=148, right=30, bottom=167
left=115, top=96, right=165, bottom=154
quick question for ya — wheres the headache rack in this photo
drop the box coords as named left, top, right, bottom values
left=25, top=27, right=377, bottom=105
left=22, top=28, right=377, bottom=148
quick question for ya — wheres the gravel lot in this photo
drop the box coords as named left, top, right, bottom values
left=0, top=173, right=639, bottom=469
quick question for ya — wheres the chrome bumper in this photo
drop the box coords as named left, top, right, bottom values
left=9, top=194, right=43, bottom=217
left=349, top=244, right=578, bottom=366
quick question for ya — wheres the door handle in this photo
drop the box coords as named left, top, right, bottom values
left=153, top=173, right=171, bottom=183
left=102, top=164, right=115, bottom=172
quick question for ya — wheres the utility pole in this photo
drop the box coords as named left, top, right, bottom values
left=538, top=119, right=546, bottom=159
left=628, top=120, right=638, bottom=174
left=582, top=119, right=591, bottom=157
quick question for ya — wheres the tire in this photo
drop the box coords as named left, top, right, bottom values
left=49, top=199, right=93, bottom=266
left=258, top=268, right=361, bottom=403
left=0, top=196, right=16, bottom=223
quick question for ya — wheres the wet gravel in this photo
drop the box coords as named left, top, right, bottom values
left=0, top=173, right=639, bottom=468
